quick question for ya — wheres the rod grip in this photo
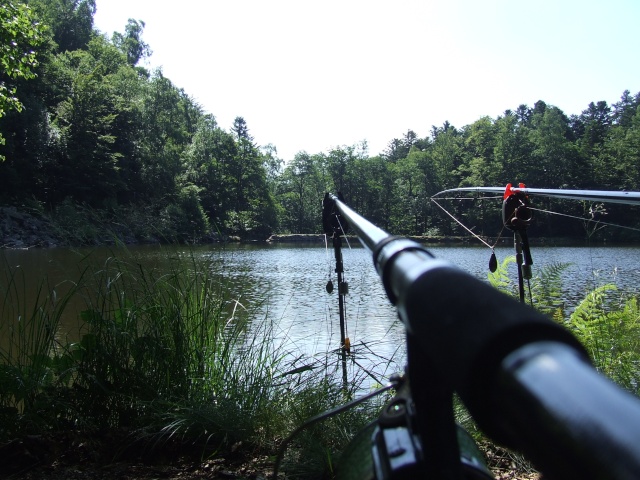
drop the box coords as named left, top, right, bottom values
left=379, top=244, right=586, bottom=423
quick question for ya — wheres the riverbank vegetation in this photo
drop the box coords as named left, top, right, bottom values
left=1, top=248, right=640, bottom=478
left=0, top=250, right=390, bottom=478
left=489, top=257, right=640, bottom=396
left=2, top=1, right=640, bottom=248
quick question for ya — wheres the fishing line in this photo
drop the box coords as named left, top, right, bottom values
left=335, top=214, right=352, bottom=250
left=432, top=195, right=503, bottom=201
left=431, top=197, right=507, bottom=250
left=272, top=379, right=398, bottom=480
left=529, top=207, right=640, bottom=233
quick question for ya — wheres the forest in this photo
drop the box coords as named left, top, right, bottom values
left=2, top=0, right=640, bottom=244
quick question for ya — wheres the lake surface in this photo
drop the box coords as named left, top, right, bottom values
left=2, top=242, right=640, bottom=386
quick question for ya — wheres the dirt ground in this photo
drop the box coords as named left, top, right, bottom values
left=1, top=432, right=274, bottom=479
left=1, top=433, right=540, bottom=480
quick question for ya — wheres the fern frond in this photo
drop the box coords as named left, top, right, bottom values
left=487, top=255, right=515, bottom=295
left=527, top=262, right=571, bottom=317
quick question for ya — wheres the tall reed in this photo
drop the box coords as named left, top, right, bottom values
left=0, top=253, right=79, bottom=435
left=59, top=251, right=294, bottom=439
left=0, top=247, right=383, bottom=476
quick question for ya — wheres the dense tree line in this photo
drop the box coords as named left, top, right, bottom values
left=1, top=0, right=277, bottom=241
left=275, top=94, right=640, bottom=241
left=2, top=1, right=640, bottom=242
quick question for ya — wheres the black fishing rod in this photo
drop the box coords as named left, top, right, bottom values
left=324, top=192, right=640, bottom=480
left=433, top=186, right=640, bottom=206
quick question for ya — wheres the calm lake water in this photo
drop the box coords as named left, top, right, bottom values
left=2, top=242, right=640, bottom=385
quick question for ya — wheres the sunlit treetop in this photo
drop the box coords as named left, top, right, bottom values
left=0, top=1, right=45, bottom=118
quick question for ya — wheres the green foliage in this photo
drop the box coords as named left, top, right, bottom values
left=111, top=18, right=151, bottom=66
left=489, top=255, right=568, bottom=316
left=62, top=254, right=273, bottom=429
left=487, top=255, right=516, bottom=294
left=489, top=256, right=640, bottom=396
left=0, top=1, right=45, bottom=159
left=2, top=0, right=640, bottom=241
left=159, top=185, right=210, bottom=242
left=0, top=253, right=77, bottom=435
left=28, top=0, right=95, bottom=53
left=50, top=197, right=101, bottom=243
left=0, top=249, right=382, bottom=473
left=567, top=285, right=640, bottom=394
left=527, top=261, right=569, bottom=317
left=0, top=2, right=43, bottom=108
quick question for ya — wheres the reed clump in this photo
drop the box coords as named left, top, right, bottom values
left=0, top=250, right=382, bottom=477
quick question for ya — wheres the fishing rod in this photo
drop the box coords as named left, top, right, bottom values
left=433, top=185, right=640, bottom=206
left=433, top=183, right=640, bottom=303
left=322, top=192, right=640, bottom=480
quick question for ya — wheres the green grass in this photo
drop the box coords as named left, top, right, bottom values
left=0, top=253, right=78, bottom=437
left=0, top=249, right=384, bottom=478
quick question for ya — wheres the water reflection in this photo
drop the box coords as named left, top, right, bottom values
left=202, top=244, right=405, bottom=380
left=2, top=243, right=639, bottom=386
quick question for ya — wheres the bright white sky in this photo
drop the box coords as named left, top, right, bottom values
left=93, top=0, right=640, bottom=161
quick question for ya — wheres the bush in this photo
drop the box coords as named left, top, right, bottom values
left=160, top=186, right=210, bottom=242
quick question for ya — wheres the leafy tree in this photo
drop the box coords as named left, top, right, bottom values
left=430, top=122, right=462, bottom=191
left=458, top=116, right=500, bottom=188
left=261, top=143, right=283, bottom=183
left=45, top=43, right=124, bottom=204
left=226, top=116, right=277, bottom=237
left=0, top=1, right=44, bottom=158
left=182, top=114, right=237, bottom=227
left=29, top=0, right=96, bottom=53
left=326, top=145, right=354, bottom=196
left=160, top=184, right=210, bottom=242
left=493, top=111, right=533, bottom=183
left=112, top=19, right=151, bottom=66
left=383, top=130, right=420, bottom=163
left=391, top=153, right=422, bottom=233
left=600, top=104, right=640, bottom=191
left=358, top=154, right=395, bottom=230
left=528, top=105, right=579, bottom=188
left=278, top=152, right=323, bottom=233
left=514, top=104, right=533, bottom=126
left=228, top=116, right=254, bottom=211
left=573, top=101, right=612, bottom=186
left=138, top=69, right=200, bottom=201
left=612, top=90, right=640, bottom=128
left=106, top=58, right=147, bottom=202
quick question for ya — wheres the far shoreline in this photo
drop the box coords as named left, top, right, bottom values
left=0, top=206, right=623, bottom=250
